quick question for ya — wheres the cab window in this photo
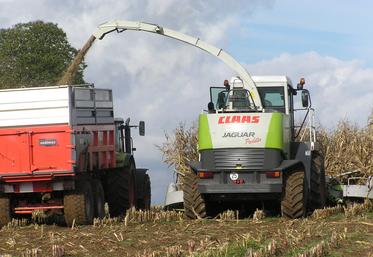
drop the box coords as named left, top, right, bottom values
left=210, top=87, right=228, bottom=109
left=257, top=87, right=285, bottom=112
left=229, top=89, right=252, bottom=110
left=115, top=122, right=123, bottom=152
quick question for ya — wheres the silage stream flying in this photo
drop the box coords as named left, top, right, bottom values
left=58, top=35, right=96, bottom=85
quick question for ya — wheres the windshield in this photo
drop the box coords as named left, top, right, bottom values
left=228, top=88, right=253, bottom=110
left=210, top=87, right=255, bottom=111
left=257, top=87, right=285, bottom=112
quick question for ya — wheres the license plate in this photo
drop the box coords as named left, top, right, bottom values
left=229, top=172, right=245, bottom=184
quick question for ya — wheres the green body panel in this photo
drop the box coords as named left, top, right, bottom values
left=265, top=113, right=284, bottom=150
left=198, top=114, right=213, bottom=150
left=198, top=112, right=288, bottom=152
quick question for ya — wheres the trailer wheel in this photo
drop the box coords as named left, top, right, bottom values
left=0, top=197, right=11, bottom=227
left=310, top=152, right=326, bottom=210
left=92, top=179, right=105, bottom=219
left=105, top=162, right=136, bottom=217
left=137, top=174, right=151, bottom=210
left=183, top=169, right=206, bottom=219
left=281, top=170, right=306, bottom=219
left=64, top=181, right=94, bottom=226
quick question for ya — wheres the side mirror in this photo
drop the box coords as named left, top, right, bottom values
left=301, top=90, right=309, bottom=107
left=207, top=102, right=215, bottom=112
left=139, top=121, right=145, bottom=136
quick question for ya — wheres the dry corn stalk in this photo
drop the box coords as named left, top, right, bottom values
left=158, top=123, right=198, bottom=189
left=344, top=199, right=373, bottom=218
left=253, top=209, right=266, bottom=221
left=216, top=210, right=238, bottom=220
left=318, top=109, right=373, bottom=178
left=296, top=230, right=347, bottom=257
left=311, top=205, right=343, bottom=219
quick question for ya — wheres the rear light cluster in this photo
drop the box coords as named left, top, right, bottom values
left=266, top=171, right=281, bottom=178
left=198, top=171, right=214, bottom=179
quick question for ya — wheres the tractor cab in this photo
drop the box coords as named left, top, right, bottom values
left=114, top=118, right=145, bottom=164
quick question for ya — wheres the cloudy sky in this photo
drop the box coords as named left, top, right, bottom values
left=1, top=0, right=372, bottom=203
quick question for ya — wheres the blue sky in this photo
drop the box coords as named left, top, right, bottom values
left=1, top=0, right=372, bottom=204
left=229, top=1, right=373, bottom=66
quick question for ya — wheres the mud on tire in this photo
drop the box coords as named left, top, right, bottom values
left=64, top=180, right=94, bottom=226
left=281, top=170, right=306, bottom=219
left=183, top=169, right=206, bottom=219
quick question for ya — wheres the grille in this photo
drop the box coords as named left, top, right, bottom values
left=213, top=148, right=265, bottom=170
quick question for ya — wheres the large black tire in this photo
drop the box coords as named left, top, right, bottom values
left=137, top=174, right=151, bottom=210
left=281, top=170, right=306, bottom=219
left=183, top=169, right=206, bottom=219
left=92, top=179, right=105, bottom=219
left=0, top=197, right=11, bottom=227
left=310, top=152, right=326, bottom=210
left=64, top=180, right=94, bottom=226
left=105, top=162, right=136, bottom=217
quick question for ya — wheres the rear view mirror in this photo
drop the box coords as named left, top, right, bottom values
left=207, top=102, right=215, bottom=112
left=301, top=90, right=309, bottom=107
left=139, top=121, right=145, bottom=136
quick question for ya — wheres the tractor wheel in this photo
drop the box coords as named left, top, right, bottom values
left=137, top=174, right=151, bottom=210
left=64, top=180, right=94, bottom=226
left=183, top=169, right=206, bottom=219
left=281, top=170, right=306, bottom=219
left=91, top=179, right=105, bottom=219
left=0, top=196, right=12, bottom=227
left=310, top=152, right=326, bottom=210
left=105, top=162, right=136, bottom=217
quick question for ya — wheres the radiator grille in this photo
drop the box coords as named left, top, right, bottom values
left=213, top=148, right=265, bottom=170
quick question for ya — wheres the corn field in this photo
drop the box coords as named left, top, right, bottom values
left=317, top=110, right=373, bottom=177
left=159, top=110, right=373, bottom=179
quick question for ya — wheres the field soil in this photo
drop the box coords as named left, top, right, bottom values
left=0, top=207, right=372, bottom=257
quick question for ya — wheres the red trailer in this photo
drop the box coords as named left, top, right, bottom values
left=0, top=85, right=150, bottom=226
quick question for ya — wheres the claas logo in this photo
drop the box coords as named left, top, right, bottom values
left=218, top=115, right=260, bottom=124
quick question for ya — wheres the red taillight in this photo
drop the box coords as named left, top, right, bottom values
left=266, top=171, right=281, bottom=178
left=198, top=171, right=214, bottom=179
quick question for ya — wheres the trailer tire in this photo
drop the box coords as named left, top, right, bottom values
left=281, top=170, right=306, bottom=219
left=64, top=181, right=94, bottom=226
left=105, top=162, right=136, bottom=217
left=137, top=174, right=151, bottom=210
left=0, top=197, right=11, bottom=227
left=183, top=169, right=206, bottom=219
left=92, top=179, right=105, bottom=219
